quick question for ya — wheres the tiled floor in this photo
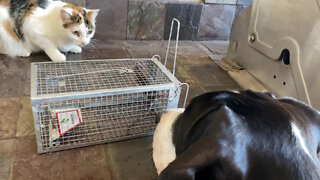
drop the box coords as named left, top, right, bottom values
left=0, top=40, right=240, bottom=180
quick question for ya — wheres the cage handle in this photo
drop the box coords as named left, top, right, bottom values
left=180, top=83, right=189, bottom=108
left=152, top=55, right=162, bottom=63
left=164, top=18, right=180, bottom=76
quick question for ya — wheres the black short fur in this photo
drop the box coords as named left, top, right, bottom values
left=9, top=0, right=48, bottom=40
left=159, top=90, right=320, bottom=180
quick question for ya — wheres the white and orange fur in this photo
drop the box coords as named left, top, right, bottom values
left=0, top=0, right=99, bottom=61
left=152, top=108, right=185, bottom=175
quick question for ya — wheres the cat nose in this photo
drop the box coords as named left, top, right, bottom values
left=82, top=42, right=86, bottom=46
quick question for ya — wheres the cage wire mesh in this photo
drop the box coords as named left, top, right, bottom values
left=36, top=90, right=170, bottom=151
left=31, top=18, right=186, bottom=154
left=36, top=60, right=172, bottom=95
left=31, top=59, right=182, bottom=153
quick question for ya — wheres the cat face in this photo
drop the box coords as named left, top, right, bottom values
left=60, top=5, right=99, bottom=47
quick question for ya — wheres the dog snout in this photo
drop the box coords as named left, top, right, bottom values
left=155, top=110, right=168, bottom=124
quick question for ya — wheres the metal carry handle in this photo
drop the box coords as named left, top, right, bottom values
left=169, top=83, right=190, bottom=108
left=155, top=19, right=189, bottom=108
left=152, top=55, right=161, bottom=63
left=180, top=83, right=189, bottom=108
left=164, top=18, right=180, bottom=76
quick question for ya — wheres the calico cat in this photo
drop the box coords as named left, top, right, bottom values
left=0, top=0, right=99, bottom=62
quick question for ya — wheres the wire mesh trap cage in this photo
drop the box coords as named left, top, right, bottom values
left=31, top=19, right=189, bottom=154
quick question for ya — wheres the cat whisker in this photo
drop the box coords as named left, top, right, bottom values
left=89, top=40, right=98, bottom=45
left=90, top=39, right=101, bottom=44
left=90, top=41, right=98, bottom=45
left=91, top=38, right=101, bottom=42
left=90, top=42, right=99, bottom=47
left=88, top=43, right=98, bottom=50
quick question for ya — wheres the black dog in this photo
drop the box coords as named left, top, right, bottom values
left=152, top=90, right=320, bottom=180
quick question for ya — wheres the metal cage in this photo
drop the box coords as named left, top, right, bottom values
left=31, top=19, right=188, bottom=154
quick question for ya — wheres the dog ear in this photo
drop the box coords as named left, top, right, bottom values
left=158, top=105, right=237, bottom=180
left=158, top=137, right=221, bottom=180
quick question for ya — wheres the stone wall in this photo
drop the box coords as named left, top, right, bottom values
left=68, top=0, right=253, bottom=40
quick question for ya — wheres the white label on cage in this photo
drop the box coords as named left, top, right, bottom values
left=56, top=109, right=82, bottom=136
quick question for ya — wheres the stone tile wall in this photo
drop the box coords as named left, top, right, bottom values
left=67, top=0, right=253, bottom=40
left=204, top=0, right=237, bottom=4
left=127, top=1, right=167, bottom=40
left=199, top=0, right=252, bottom=40
left=164, top=3, right=203, bottom=40
left=198, top=4, right=236, bottom=40
left=86, top=0, right=128, bottom=40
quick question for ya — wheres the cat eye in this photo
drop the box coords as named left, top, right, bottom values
left=72, top=31, right=80, bottom=36
left=88, top=30, right=93, bottom=34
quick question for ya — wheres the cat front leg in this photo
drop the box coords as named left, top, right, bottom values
left=17, top=48, right=31, bottom=57
left=45, top=48, right=66, bottom=62
left=31, top=36, right=66, bottom=62
left=69, top=45, right=82, bottom=54
left=60, top=45, right=82, bottom=54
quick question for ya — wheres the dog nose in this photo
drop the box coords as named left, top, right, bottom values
left=155, top=113, right=162, bottom=124
left=155, top=110, right=168, bottom=124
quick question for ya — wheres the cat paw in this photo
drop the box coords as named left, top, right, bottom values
left=69, top=46, right=82, bottom=54
left=18, top=50, right=31, bottom=57
left=50, top=53, right=66, bottom=62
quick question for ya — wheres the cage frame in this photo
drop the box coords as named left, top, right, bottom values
left=31, top=19, right=188, bottom=154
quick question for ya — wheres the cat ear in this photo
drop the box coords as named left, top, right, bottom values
left=87, top=9, right=99, bottom=21
left=60, top=9, right=73, bottom=23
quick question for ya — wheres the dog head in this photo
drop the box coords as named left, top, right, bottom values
left=153, top=108, right=185, bottom=174
left=153, top=90, right=320, bottom=180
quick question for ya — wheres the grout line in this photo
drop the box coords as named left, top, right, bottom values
left=102, top=144, right=117, bottom=180
left=0, top=97, right=22, bottom=141
left=0, top=136, right=17, bottom=141
left=120, top=41, right=133, bottom=58
left=196, top=41, right=213, bottom=58
left=8, top=138, right=16, bottom=180
left=125, top=0, right=129, bottom=40
left=13, top=97, right=23, bottom=141
left=177, top=61, right=206, bottom=93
